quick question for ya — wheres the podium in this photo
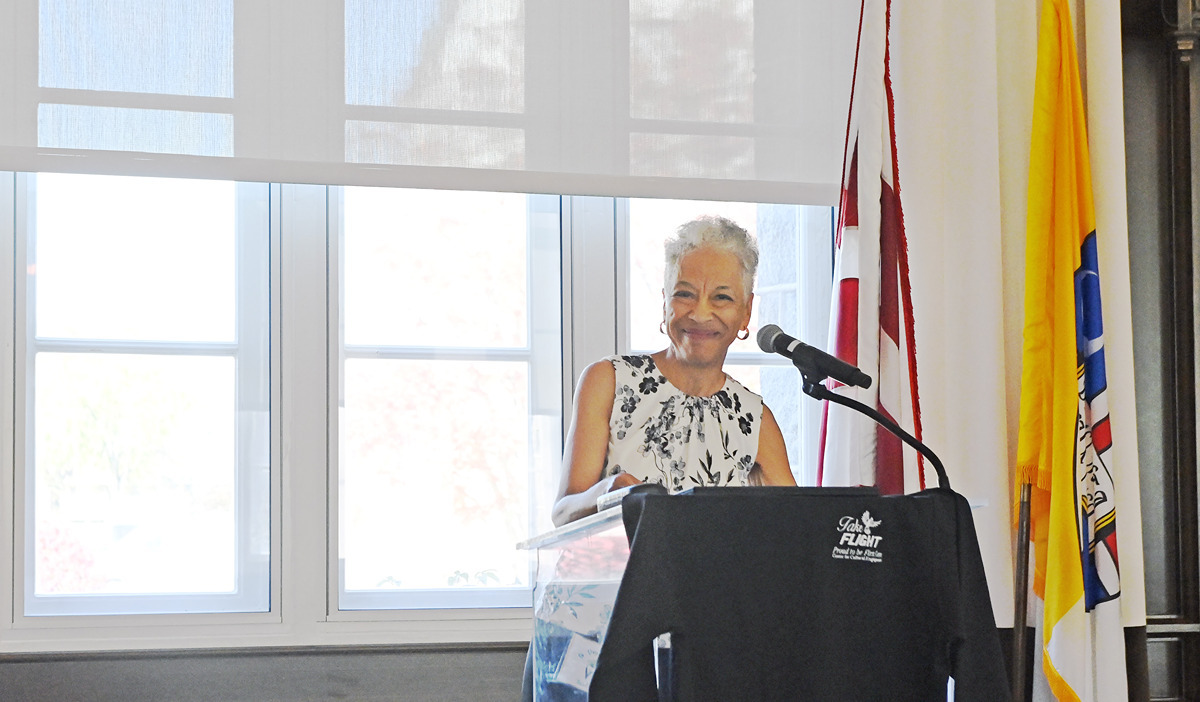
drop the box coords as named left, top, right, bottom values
left=522, top=487, right=1009, bottom=701
left=519, top=505, right=630, bottom=701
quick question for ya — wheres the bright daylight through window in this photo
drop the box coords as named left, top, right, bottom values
left=1, top=0, right=846, bottom=654
left=4, top=173, right=832, bottom=633
left=336, top=187, right=561, bottom=610
left=20, top=173, right=270, bottom=617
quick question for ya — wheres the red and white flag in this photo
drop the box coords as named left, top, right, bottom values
left=818, top=0, right=923, bottom=494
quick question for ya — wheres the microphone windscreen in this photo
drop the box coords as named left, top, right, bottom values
left=756, top=324, right=783, bottom=353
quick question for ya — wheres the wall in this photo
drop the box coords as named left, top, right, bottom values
left=0, top=645, right=528, bottom=702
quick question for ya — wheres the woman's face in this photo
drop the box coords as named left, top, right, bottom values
left=663, top=246, right=753, bottom=367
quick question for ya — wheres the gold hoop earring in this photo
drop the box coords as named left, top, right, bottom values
left=737, top=329, right=749, bottom=341
left=660, top=321, right=667, bottom=335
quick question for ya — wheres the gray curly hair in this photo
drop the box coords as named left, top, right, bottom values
left=663, top=215, right=758, bottom=296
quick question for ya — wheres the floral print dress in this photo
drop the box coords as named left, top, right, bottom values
left=603, top=354, right=762, bottom=493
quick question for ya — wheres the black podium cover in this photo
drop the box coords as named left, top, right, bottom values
left=590, top=487, right=1009, bottom=701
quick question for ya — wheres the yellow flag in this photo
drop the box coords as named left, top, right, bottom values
left=1016, top=0, right=1126, bottom=699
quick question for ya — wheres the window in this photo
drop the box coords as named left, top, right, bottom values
left=16, top=173, right=270, bottom=616
left=343, top=0, right=526, bottom=169
left=37, top=0, right=236, bottom=156
left=333, top=187, right=561, bottom=610
left=1, top=0, right=847, bottom=653
left=0, top=174, right=832, bottom=647
left=628, top=0, right=756, bottom=180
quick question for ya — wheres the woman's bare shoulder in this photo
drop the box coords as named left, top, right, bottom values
left=573, top=358, right=617, bottom=407
left=580, top=357, right=616, bottom=384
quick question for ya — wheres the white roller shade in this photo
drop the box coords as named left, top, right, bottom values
left=0, top=0, right=857, bottom=204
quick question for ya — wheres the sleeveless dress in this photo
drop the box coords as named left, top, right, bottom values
left=602, top=354, right=763, bottom=493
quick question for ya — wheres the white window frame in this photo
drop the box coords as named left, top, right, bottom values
left=0, top=177, right=832, bottom=651
left=10, top=174, right=274, bottom=620
left=327, top=188, right=564, bottom=614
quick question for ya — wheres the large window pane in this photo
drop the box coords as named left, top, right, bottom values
left=39, top=0, right=234, bottom=97
left=37, top=105, right=235, bottom=157
left=337, top=187, right=560, bottom=610
left=340, top=359, right=530, bottom=598
left=345, top=121, right=525, bottom=169
left=25, top=174, right=269, bottom=616
left=629, top=133, right=755, bottom=180
left=343, top=0, right=526, bottom=171
left=343, top=187, right=528, bottom=348
left=35, top=354, right=236, bottom=596
left=344, top=0, right=524, bottom=112
left=629, top=0, right=753, bottom=124
left=33, top=173, right=236, bottom=341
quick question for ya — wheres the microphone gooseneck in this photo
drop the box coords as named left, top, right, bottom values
left=757, top=323, right=949, bottom=489
left=756, top=324, right=871, bottom=389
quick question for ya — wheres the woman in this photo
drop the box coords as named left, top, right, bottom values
left=551, top=215, right=796, bottom=526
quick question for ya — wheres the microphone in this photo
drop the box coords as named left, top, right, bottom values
left=756, top=324, right=872, bottom=389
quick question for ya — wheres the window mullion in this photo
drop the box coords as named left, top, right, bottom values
left=563, top=195, right=619, bottom=390
left=235, top=181, right=272, bottom=614
left=14, top=172, right=34, bottom=623
left=277, top=182, right=334, bottom=632
left=0, top=172, right=16, bottom=633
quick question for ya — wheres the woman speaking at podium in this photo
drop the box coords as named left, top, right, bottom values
left=551, top=215, right=796, bottom=527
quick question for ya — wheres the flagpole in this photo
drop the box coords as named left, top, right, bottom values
left=1013, top=481, right=1032, bottom=701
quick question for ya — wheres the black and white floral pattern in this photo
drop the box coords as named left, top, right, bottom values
left=602, top=355, right=763, bottom=493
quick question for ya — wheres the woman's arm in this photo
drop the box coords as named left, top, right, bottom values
left=754, top=403, right=797, bottom=486
left=551, top=360, right=641, bottom=526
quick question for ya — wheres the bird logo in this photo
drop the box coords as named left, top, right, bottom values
left=861, top=511, right=882, bottom=535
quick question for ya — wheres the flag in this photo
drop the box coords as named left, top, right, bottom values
left=1016, top=0, right=1126, bottom=699
left=818, top=0, right=923, bottom=495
